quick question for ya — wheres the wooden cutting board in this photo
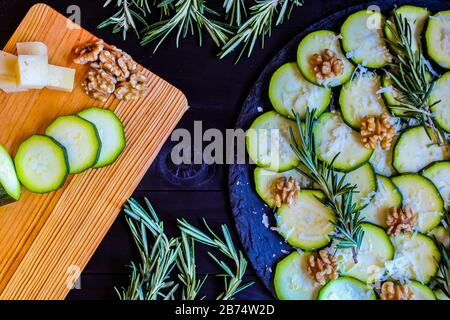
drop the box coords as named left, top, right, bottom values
left=0, top=3, right=188, bottom=299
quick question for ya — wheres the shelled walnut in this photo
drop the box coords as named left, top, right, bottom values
left=360, top=112, right=395, bottom=150
left=272, top=176, right=300, bottom=208
left=386, top=206, right=416, bottom=236
left=74, top=40, right=147, bottom=102
left=380, top=281, right=413, bottom=300
left=306, top=250, right=338, bottom=286
left=310, top=49, right=344, bottom=81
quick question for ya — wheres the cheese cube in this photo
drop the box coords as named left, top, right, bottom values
left=46, top=64, right=75, bottom=92
left=0, top=51, right=17, bottom=78
left=16, top=55, right=48, bottom=89
left=16, top=42, right=48, bottom=56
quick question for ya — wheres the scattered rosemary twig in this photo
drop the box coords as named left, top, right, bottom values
left=116, top=198, right=180, bottom=300
left=384, top=11, right=446, bottom=146
left=178, top=218, right=254, bottom=300
left=219, top=0, right=304, bottom=61
left=290, top=109, right=365, bottom=263
left=223, top=0, right=247, bottom=27
left=435, top=241, right=450, bottom=299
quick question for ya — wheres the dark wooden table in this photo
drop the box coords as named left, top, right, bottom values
left=0, top=0, right=371, bottom=300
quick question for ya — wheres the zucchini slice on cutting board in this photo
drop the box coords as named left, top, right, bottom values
left=45, top=115, right=101, bottom=174
left=297, top=30, right=354, bottom=87
left=0, top=144, right=20, bottom=206
left=422, top=161, right=450, bottom=210
left=339, top=71, right=388, bottom=129
left=425, top=10, right=450, bottom=69
left=269, top=62, right=331, bottom=119
left=393, top=126, right=447, bottom=173
left=314, top=112, right=373, bottom=172
left=318, top=277, right=376, bottom=300
left=386, top=233, right=441, bottom=284
left=384, top=5, right=431, bottom=53
left=429, top=72, right=450, bottom=133
left=391, top=174, right=443, bottom=233
left=341, top=10, right=392, bottom=68
left=274, top=251, right=321, bottom=300
left=335, top=223, right=394, bottom=283
left=275, top=190, right=335, bottom=250
left=15, top=135, right=69, bottom=194
left=246, top=111, right=300, bottom=172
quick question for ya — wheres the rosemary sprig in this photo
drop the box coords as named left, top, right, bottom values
left=290, top=109, right=365, bottom=263
left=178, top=218, right=254, bottom=300
left=116, top=198, right=180, bottom=300
left=219, top=0, right=304, bottom=61
left=435, top=242, right=450, bottom=299
left=223, top=0, right=247, bottom=27
left=384, top=11, right=446, bottom=146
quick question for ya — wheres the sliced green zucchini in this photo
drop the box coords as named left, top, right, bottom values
left=385, top=5, right=431, bottom=53
left=425, top=10, right=450, bottom=69
left=403, top=281, right=436, bottom=300
left=45, top=115, right=101, bottom=174
left=435, top=289, right=450, bottom=300
left=391, top=174, right=443, bottom=232
left=14, top=135, right=69, bottom=194
left=254, top=167, right=311, bottom=208
left=393, top=126, right=447, bottom=173
left=335, top=223, right=394, bottom=283
left=429, top=72, right=450, bottom=132
left=269, top=62, right=331, bottom=119
left=386, top=233, right=441, bottom=284
left=315, top=112, right=373, bottom=172
left=422, top=161, right=450, bottom=210
left=339, top=71, right=388, bottom=129
left=276, top=189, right=335, bottom=250
left=78, top=107, right=126, bottom=168
left=317, top=277, right=376, bottom=300
left=297, top=30, right=354, bottom=87
left=360, top=175, right=402, bottom=228
left=381, top=74, right=405, bottom=116
left=0, top=144, right=20, bottom=206
left=339, top=163, right=377, bottom=209
left=246, top=111, right=300, bottom=172
left=274, top=251, right=321, bottom=300
left=341, top=10, right=392, bottom=68
left=428, top=225, right=450, bottom=249
left=370, top=138, right=397, bottom=177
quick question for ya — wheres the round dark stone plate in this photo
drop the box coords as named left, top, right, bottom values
left=229, top=0, right=448, bottom=298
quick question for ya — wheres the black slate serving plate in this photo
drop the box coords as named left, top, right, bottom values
left=229, top=0, right=449, bottom=298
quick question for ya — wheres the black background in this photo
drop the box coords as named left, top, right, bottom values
left=0, top=0, right=420, bottom=300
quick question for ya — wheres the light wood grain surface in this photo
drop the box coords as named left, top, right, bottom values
left=0, top=3, right=188, bottom=300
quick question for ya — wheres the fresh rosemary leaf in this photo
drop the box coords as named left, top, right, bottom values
left=223, top=0, right=247, bottom=27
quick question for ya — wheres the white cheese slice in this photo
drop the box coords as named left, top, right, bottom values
left=16, top=42, right=48, bottom=56
left=46, top=65, right=75, bottom=92
left=16, top=55, right=48, bottom=89
left=0, top=51, right=28, bottom=93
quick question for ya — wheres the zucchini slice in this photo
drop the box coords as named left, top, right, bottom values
left=246, top=111, right=300, bottom=172
left=0, top=144, right=20, bottom=206
left=339, top=71, right=388, bottom=129
left=360, top=175, right=402, bottom=228
left=315, top=112, right=373, bottom=172
left=428, top=225, right=450, bottom=249
left=254, top=167, right=311, bottom=208
left=435, top=289, right=450, bottom=300
left=386, top=233, right=441, bottom=284
left=339, top=163, right=377, bottom=209
left=408, top=281, right=436, bottom=300
left=341, top=10, right=392, bottom=68
left=369, top=138, right=397, bottom=177
left=317, top=277, right=376, bottom=300
left=269, top=62, right=331, bottom=119
left=274, top=251, right=321, bottom=300
left=425, top=10, right=450, bottom=69
left=391, top=174, right=443, bottom=232
left=381, top=74, right=405, bottom=116
left=275, top=189, right=335, bottom=250
left=335, top=223, right=394, bottom=283
left=385, top=5, right=431, bottom=53
left=45, top=115, right=101, bottom=174
left=422, top=161, right=450, bottom=210
left=14, top=135, right=69, bottom=194
left=297, top=30, right=354, bottom=87
left=393, top=126, right=447, bottom=173
left=78, top=107, right=126, bottom=168
left=429, top=72, right=450, bottom=132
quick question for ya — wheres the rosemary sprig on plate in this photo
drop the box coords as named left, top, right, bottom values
left=384, top=11, right=446, bottom=146
left=178, top=218, right=254, bottom=300
left=290, top=109, right=365, bottom=263
left=219, top=0, right=304, bottom=61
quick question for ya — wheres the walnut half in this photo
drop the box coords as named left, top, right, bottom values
left=360, top=112, right=395, bottom=150
left=306, top=250, right=338, bottom=286
left=310, top=49, right=344, bottom=81
left=272, top=176, right=300, bottom=208
left=386, top=206, right=416, bottom=236
left=380, top=281, right=413, bottom=300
